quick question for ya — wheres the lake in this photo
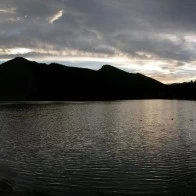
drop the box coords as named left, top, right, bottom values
left=0, top=100, right=196, bottom=195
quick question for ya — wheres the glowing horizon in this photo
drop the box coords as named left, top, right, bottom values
left=1, top=52, right=196, bottom=84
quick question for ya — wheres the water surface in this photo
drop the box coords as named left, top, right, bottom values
left=0, top=100, right=196, bottom=195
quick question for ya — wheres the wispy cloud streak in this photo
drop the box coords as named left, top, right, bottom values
left=0, top=8, right=16, bottom=14
left=48, top=10, right=63, bottom=24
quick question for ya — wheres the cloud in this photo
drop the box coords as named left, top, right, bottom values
left=0, top=0, right=196, bottom=83
left=48, top=10, right=64, bottom=24
left=0, top=48, right=32, bottom=55
left=0, top=8, right=16, bottom=14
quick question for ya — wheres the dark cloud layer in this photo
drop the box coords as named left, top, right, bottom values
left=0, top=0, right=196, bottom=82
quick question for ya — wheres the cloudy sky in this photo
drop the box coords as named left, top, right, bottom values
left=1, top=0, right=196, bottom=83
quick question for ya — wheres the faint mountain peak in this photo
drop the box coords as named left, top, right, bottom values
left=99, top=65, right=118, bottom=70
left=49, top=63, right=67, bottom=68
left=6, top=57, right=30, bottom=64
left=99, top=65, right=126, bottom=73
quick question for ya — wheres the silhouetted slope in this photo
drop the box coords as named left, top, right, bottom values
left=0, top=57, right=97, bottom=100
left=0, top=57, right=39, bottom=99
left=0, top=57, right=195, bottom=101
left=97, top=65, right=164, bottom=99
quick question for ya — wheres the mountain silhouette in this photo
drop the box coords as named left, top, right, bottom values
left=0, top=57, right=195, bottom=101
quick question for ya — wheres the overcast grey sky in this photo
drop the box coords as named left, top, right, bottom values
left=1, top=0, right=196, bottom=83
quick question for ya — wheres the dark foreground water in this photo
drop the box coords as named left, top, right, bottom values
left=0, top=100, right=196, bottom=195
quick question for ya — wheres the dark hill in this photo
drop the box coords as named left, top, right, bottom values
left=0, top=57, right=192, bottom=101
left=97, top=65, right=164, bottom=99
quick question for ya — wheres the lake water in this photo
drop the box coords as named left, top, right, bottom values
left=0, top=100, right=196, bottom=195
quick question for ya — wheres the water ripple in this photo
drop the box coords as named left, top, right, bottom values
left=0, top=100, right=196, bottom=195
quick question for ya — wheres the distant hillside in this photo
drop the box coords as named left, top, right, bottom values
left=166, top=81, right=196, bottom=100
left=0, top=57, right=195, bottom=101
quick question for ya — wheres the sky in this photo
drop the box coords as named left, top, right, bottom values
left=1, top=0, right=196, bottom=83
